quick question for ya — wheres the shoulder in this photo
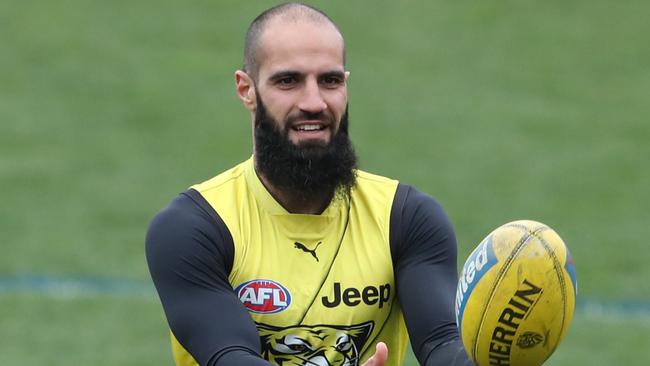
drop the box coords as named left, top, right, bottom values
left=394, top=184, right=450, bottom=223
left=390, top=183, right=457, bottom=265
left=145, top=189, right=235, bottom=273
left=355, top=169, right=399, bottom=185
left=147, top=191, right=203, bottom=237
left=355, top=169, right=399, bottom=192
left=147, top=189, right=222, bottom=235
left=352, top=169, right=400, bottom=204
left=192, top=160, right=249, bottom=195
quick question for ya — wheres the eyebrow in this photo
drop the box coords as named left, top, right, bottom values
left=267, top=69, right=346, bottom=82
left=268, top=70, right=301, bottom=82
left=319, top=70, right=346, bottom=80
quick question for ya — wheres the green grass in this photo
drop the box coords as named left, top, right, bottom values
left=2, top=294, right=649, bottom=365
left=545, top=313, right=650, bottom=365
left=2, top=0, right=649, bottom=364
left=0, top=294, right=169, bottom=366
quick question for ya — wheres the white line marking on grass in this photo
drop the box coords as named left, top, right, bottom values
left=2, top=274, right=650, bottom=319
left=0, top=274, right=155, bottom=299
left=577, top=298, right=650, bottom=320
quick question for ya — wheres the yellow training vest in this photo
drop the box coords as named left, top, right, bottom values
left=171, top=158, right=408, bottom=366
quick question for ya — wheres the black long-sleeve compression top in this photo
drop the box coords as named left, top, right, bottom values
left=146, top=183, right=474, bottom=365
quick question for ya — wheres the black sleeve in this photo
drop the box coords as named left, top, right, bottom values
left=145, top=189, right=271, bottom=366
left=391, top=184, right=475, bottom=366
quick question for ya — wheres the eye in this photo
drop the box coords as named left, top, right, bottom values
left=275, top=76, right=297, bottom=89
left=321, top=76, right=344, bottom=88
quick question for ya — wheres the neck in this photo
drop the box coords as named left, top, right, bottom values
left=257, top=170, right=334, bottom=214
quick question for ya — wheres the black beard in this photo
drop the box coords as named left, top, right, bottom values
left=253, top=95, right=357, bottom=203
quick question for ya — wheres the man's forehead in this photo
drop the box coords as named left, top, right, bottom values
left=256, top=19, right=345, bottom=74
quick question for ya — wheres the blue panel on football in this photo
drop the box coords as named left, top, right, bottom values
left=455, top=236, right=498, bottom=329
left=565, top=248, right=578, bottom=296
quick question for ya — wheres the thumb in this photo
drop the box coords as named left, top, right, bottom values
left=362, top=342, right=388, bottom=366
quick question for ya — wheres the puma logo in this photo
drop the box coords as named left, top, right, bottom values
left=294, top=241, right=322, bottom=262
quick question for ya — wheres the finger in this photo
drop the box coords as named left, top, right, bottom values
left=373, top=342, right=388, bottom=365
left=362, top=342, right=389, bottom=366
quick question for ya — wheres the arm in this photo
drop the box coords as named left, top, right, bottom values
left=145, top=189, right=271, bottom=366
left=390, top=184, right=475, bottom=366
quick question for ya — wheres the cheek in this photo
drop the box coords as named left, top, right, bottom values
left=328, top=93, right=348, bottom=122
left=261, top=93, right=294, bottom=121
left=268, top=97, right=293, bottom=114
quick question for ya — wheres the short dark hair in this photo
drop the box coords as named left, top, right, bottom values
left=242, top=2, right=345, bottom=80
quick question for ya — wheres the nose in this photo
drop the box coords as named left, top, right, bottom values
left=297, top=78, right=327, bottom=114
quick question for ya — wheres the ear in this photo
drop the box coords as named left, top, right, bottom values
left=235, top=70, right=257, bottom=112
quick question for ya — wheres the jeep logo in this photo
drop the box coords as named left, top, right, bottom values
left=322, top=282, right=391, bottom=308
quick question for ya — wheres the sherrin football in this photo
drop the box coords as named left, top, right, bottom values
left=455, top=220, right=577, bottom=366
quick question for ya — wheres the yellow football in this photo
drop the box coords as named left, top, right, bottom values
left=455, top=220, right=577, bottom=366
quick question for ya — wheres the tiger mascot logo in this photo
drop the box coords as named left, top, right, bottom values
left=257, top=321, right=374, bottom=366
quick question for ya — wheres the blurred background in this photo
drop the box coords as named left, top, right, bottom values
left=1, top=0, right=649, bottom=364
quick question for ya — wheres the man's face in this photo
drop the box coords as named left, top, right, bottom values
left=253, top=19, right=348, bottom=147
left=253, top=93, right=356, bottom=201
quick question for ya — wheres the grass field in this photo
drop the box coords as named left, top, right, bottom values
left=2, top=0, right=649, bottom=364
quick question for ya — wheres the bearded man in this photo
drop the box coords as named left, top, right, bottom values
left=146, top=3, right=474, bottom=366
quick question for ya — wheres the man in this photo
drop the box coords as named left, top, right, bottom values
left=146, top=3, right=474, bottom=366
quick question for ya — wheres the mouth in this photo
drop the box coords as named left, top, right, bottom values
left=288, top=122, right=332, bottom=145
left=291, top=121, right=329, bottom=132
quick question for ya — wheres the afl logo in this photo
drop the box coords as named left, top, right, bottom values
left=235, top=279, right=291, bottom=314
